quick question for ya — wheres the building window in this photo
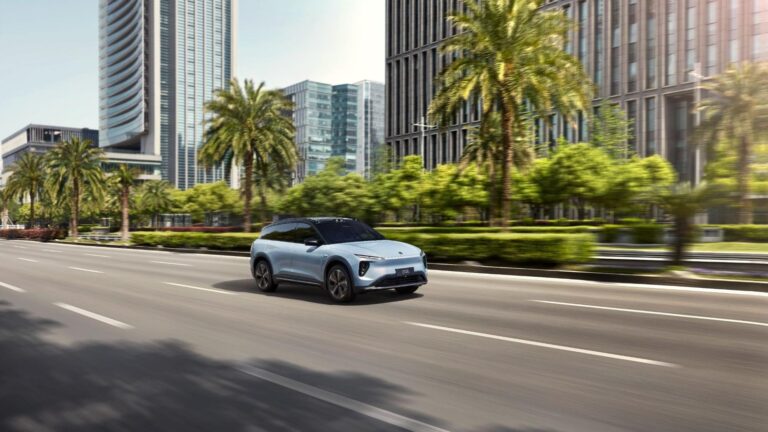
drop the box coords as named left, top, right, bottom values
left=665, top=0, right=678, bottom=86
left=685, top=0, right=697, bottom=81
left=729, top=0, right=741, bottom=64
left=594, top=0, right=605, bottom=92
left=753, top=0, right=768, bottom=60
left=706, top=0, right=718, bottom=75
left=628, top=0, right=639, bottom=92
left=645, top=97, right=656, bottom=156
left=646, top=0, right=658, bottom=89
left=626, top=100, right=637, bottom=155
left=610, top=0, right=621, bottom=95
left=564, top=4, right=573, bottom=55
left=578, top=1, right=588, bottom=64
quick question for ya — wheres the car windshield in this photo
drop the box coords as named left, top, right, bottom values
left=314, top=220, right=384, bottom=244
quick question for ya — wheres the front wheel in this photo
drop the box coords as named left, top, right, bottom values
left=395, top=286, right=419, bottom=295
left=326, top=264, right=356, bottom=303
left=253, top=260, right=276, bottom=292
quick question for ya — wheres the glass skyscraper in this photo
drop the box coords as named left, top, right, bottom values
left=99, top=0, right=236, bottom=190
left=284, top=80, right=385, bottom=183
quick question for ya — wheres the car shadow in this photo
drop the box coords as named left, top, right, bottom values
left=212, top=279, right=424, bottom=306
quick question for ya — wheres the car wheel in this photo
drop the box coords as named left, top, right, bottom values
left=326, top=264, right=355, bottom=303
left=253, top=260, right=276, bottom=292
left=395, top=286, right=419, bottom=295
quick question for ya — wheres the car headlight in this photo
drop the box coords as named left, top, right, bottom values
left=359, top=261, right=371, bottom=277
left=354, top=254, right=384, bottom=261
left=421, top=251, right=427, bottom=269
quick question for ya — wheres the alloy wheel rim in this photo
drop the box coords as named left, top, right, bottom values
left=256, top=263, right=270, bottom=289
left=329, top=269, right=348, bottom=299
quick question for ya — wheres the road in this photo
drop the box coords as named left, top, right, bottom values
left=0, top=240, right=766, bottom=432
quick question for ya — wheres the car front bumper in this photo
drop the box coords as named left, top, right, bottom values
left=353, top=255, right=428, bottom=292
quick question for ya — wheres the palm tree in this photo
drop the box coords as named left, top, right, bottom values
left=660, top=183, right=710, bottom=266
left=462, top=113, right=503, bottom=225
left=137, top=180, right=175, bottom=228
left=5, top=152, right=46, bottom=228
left=200, top=78, right=297, bottom=232
left=429, top=0, right=591, bottom=229
left=696, top=61, right=768, bottom=224
left=46, top=137, right=105, bottom=238
left=110, top=164, right=140, bottom=241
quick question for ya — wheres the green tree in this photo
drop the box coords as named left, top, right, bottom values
left=462, top=113, right=503, bottom=224
left=589, top=100, right=633, bottom=160
left=637, top=155, right=677, bottom=218
left=597, top=157, right=650, bottom=220
left=173, top=181, right=242, bottom=224
left=45, top=137, right=105, bottom=237
left=137, top=180, right=175, bottom=227
left=200, top=78, right=297, bottom=231
left=109, top=164, right=139, bottom=241
left=696, top=61, right=768, bottom=224
left=422, top=164, right=488, bottom=222
left=660, top=183, right=711, bottom=266
left=5, top=152, right=46, bottom=228
left=370, top=155, right=425, bottom=222
left=548, top=144, right=612, bottom=219
left=429, top=0, right=591, bottom=229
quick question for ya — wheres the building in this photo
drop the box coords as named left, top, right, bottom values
left=1, top=124, right=99, bottom=187
left=385, top=0, right=768, bottom=181
left=99, top=0, right=236, bottom=190
left=284, top=80, right=385, bottom=182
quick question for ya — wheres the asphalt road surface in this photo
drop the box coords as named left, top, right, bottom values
left=1, top=240, right=766, bottom=432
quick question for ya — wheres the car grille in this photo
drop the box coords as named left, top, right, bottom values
left=376, top=274, right=425, bottom=288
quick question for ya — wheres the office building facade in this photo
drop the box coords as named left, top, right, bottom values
left=285, top=80, right=385, bottom=182
left=99, top=0, right=236, bottom=190
left=386, top=0, right=768, bottom=181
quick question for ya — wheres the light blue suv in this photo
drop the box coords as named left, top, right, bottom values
left=250, top=218, right=428, bottom=302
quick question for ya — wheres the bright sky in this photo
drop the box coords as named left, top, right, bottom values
left=0, top=0, right=385, bottom=140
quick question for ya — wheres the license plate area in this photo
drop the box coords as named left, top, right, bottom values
left=395, top=267, right=414, bottom=276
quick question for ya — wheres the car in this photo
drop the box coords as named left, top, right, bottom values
left=249, top=217, right=428, bottom=303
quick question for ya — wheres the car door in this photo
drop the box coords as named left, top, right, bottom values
left=290, top=223, right=326, bottom=284
left=262, top=223, right=296, bottom=277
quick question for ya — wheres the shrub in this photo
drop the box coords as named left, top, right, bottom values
left=377, top=226, right=598, bottom=235
left=134, top=226, right=242, bottom=233
left=601, top=224, right=622, bottom=243
left=0, top=228, right=66, bottom=242
left=631, top=224, right=663, bottom=244
left=716, top=225, right=768, bottom=242
left=383, top=232, right=594, bottom=265
left=131, top=232, right=258, bottom=250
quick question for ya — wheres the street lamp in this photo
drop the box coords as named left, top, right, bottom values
left=413, top=116, right=436, bottom=169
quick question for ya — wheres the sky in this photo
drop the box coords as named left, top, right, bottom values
left=0, top=0, right=385, bottom=140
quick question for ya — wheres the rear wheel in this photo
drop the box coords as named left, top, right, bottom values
left=253, top=260, right=276, bottom=292
left=395, top=286, right=419, bottom=295
left=326, top=264, right=355, bottom=303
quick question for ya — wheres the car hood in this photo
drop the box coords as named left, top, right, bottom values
left=335, top=240, right=421, bottom=259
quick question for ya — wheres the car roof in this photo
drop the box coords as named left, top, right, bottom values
left=268, top=217, right=355, bottom=227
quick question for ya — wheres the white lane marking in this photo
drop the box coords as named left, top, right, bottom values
left=0, top=282, right=25, bottom=293
left=17, top=258, right=38, bottom=263
left=405, top=322, right=678, bottom=368
left=12, top=245, right=27, bottom=249
left=427, top=269, right=768, bottom=297
left=68, top=266, right=103, bottom=274
left=532, top=300, right=768, bottom=328
left=42, top=249, right=59, bottom=253
left=163, top=282, right=237, bottom=295
left=85, top=253, right=110, bottom=258
left=239, top=365, right=450, bottom=432
left=54, top=303, right=133, bottom=329
left=151, top=260, right=192, bottom=267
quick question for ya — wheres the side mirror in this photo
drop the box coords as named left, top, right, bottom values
left=304, top=237, right=322, bottom=247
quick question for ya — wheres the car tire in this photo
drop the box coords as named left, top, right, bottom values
left=395, top=286, right=419, bottom=295
left=326, top=264, right=356, bottom=303
left=253, top=259, right=277, bottom=292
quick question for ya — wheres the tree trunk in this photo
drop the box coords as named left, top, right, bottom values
left=500, top=105, right=515, bottom=231
left=29, top=193, right=35, bottom=229
left=487, top=162, right=497, bottom=227
left=258, top=174, right=268, bottom=225
left=70, top=179, right=80, bottom=238
left=737, top=135, right=752, bottom=224
left=672, top=214, right=690, bottom=266
left=243, top=152, right=254, bottom=232
left=121, top=185, right=130, bottom=242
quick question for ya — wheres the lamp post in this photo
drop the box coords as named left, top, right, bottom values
left=413, top=116, right=436, bottom=169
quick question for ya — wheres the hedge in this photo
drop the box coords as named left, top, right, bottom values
left=0, top=229, right=66, bottom=241
left=131, top=232, right=258, bottom=250
left=714, top=225, right=768, bottom=242
left=631, top=224, right=664, bottom=244
left=378, top=226, right=598, bottom=235
left=383, top=232, right=594, bottom=265
left=130, top=231, right=594, bottom=265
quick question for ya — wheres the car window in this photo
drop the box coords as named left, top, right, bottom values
left=293, top=223, right=317, bottom=244
left=260, top=223, right=296, bottom=242
left=314, top=220, right=384, bottom=244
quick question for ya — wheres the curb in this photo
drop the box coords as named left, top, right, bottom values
left=45, top=240, right=768, bottom=293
